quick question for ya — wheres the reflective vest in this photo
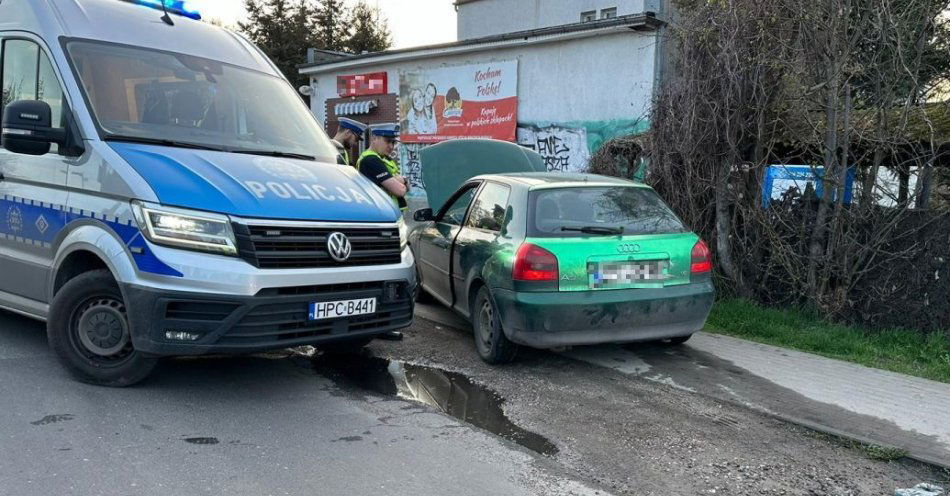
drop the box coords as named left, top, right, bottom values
left=357, top=149, right=406, bottom=211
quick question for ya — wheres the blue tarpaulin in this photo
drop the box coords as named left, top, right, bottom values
left=761, top=165, right=856, bottom=208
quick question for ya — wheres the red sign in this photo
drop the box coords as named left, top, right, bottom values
left=399, top=61, right=518, bottom=143
left=337, top=72, right=388, bottom=97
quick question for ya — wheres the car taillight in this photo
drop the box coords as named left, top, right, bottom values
left=513, top=243, right=559, bottom=281
left=691, top=239, right=712, bottom=274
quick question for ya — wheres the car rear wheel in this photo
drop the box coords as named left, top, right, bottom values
left=472, top=287, right=518, bottom=364
left=48, top=270, right=158, bottom=387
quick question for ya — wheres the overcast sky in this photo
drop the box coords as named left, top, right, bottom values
left=188, top=0, right=458, bottom=49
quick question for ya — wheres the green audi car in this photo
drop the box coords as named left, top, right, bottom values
left=408, top=140, right=714, bottom=364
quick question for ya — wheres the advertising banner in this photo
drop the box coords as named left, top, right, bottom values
left=399, top=60, right=518, bottom=143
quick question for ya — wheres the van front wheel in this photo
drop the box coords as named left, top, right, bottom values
left=48, top=270, right=157, bottom=387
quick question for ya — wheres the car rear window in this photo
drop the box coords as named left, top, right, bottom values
left=528, top=187, right=687, bottom=237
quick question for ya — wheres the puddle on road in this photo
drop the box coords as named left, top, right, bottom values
left=311, top=353, right=558, bottom=456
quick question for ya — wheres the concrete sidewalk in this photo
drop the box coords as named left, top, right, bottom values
left=566, top=333, right=950, bottom=468
left=415, top=303, right=950, bottom=468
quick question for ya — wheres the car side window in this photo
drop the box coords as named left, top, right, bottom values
left=1, top=39, right=66, bottom=129
left=466, top=182, right=511, bottom=232
left=439, top=187, right=478, bottom=226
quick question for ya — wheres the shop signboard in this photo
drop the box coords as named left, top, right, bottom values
left=399, top=60, right=518, bottom=143
left=337, top=72, right=388, bottom=97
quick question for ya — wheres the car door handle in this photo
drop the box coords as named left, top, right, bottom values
left=433, top=238, right=451, bottom=249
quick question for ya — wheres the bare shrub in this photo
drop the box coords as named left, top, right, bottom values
left=644, top=0, right=950, bottom=329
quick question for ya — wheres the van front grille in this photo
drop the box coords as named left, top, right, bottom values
left=216, top=281, right=412, bottom=345
left=233, top=223, right=402, bottom=269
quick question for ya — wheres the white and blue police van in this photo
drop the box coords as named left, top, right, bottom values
left=0, top=0, right=415, bottom=386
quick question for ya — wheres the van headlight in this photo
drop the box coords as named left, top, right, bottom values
left=397, top=217, right=409, bottom=250
left=132, top=202, right=237, bottom=256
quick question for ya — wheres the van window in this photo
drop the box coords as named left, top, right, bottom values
left=466, top=182, right=510, bottom=232
left=66, top=41, right=337, bottom=161
left=38, top=51, right=65, bottom=127
left=1, top=40, right=65, bottom=127
left=529, top=187, right=687, bottom=237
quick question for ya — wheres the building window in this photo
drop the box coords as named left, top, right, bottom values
left=601, top=7, right=617, bottom=19
left=581, top=10, right=596, bottom=22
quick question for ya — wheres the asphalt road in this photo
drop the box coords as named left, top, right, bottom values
left=0, top=307, right=946, bottom=495
left=0, top=311, right=605, bottom=496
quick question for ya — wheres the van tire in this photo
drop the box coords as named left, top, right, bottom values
left=472, top=287, right=518, bottom=364
left=48, top=270, right=157, bottom=387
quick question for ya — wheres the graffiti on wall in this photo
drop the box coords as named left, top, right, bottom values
left=517, top=125, right=591, bottom=173
left=398, top=143, right=431, bottom=197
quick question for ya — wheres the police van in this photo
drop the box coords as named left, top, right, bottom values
left=0, top=0, right=415, bottom=386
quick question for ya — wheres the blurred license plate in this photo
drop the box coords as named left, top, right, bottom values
left=309, top=298, right=376, bottom=320
left=589, top=261, right=668, bottom=288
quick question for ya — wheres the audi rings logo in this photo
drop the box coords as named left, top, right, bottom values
left=327, top=232, right=352, bottom=262
left=617, top=243, right=641, bottom=254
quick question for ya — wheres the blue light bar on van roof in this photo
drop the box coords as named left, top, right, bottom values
left=121, top=0, right=202, bottom=20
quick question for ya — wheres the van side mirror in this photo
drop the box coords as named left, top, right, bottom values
left=413, top=208, right=434, bottom=222
left=1, top=100, right=67, bottom=156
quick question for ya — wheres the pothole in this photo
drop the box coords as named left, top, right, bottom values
left=311, top=352, right=558, bottom=456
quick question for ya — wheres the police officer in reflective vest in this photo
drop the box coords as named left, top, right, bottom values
left=357, top=123, right=409, bottom=211
left=357, top=123, right=408, bottom=341
left=331, top=117, right=367, bottom=166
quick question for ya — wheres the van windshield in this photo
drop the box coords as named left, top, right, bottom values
left=529, top=187, right=688, bottom=237
left=66, top=41, right=337, bottom=161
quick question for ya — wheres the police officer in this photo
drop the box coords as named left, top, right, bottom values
left=357, top=123, right=409, bottom=211
left=356, top=123, right=408, bottom=341
left=331, top=117, right=367, bottom=166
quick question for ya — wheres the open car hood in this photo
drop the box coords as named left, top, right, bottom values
left=420, top=139, right=545, bottom=213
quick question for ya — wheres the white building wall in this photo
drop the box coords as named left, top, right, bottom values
left=309, top=31, right=656, bottom=130
left=457, top=0, right=661, bottom=39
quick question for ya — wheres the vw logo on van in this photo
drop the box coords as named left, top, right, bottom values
left=327, top=232, right=353, bottom=262
left=617, top=243, right=641, bottom=254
